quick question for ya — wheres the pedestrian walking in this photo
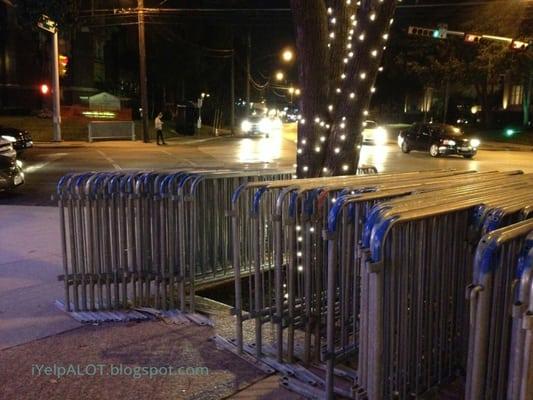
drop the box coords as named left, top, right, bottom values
left=155, top=112, right=166, bottom=145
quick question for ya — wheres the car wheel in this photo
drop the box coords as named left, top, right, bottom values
left=429, top=144, right=440, bottom=157
left=401, top=141, right=411, bottom=153
left=464, top=155, right=474, bottom=159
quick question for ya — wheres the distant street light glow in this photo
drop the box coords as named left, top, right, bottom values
left=275, top=71, right=284, bottom=81
left=282, top=49, right=294, bottom=62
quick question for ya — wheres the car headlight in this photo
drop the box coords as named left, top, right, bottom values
left=1, top=135, right=16, bottom=143
left=470, top=138, right=480, bottom=148
left=16, top=160, right=23, bottom=168
left=374, top=127, right=388, bottom=145
left=241, top=120, right=252, bottom=133
left=259, top=118, right=271, bottom=133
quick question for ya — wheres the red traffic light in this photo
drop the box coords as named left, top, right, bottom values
left=40, top=84, right=50, bottom=95
left=464, top=34, right=482, bottom=44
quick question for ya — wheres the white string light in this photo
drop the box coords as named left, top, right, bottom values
left=298, top=4, right=390, bottom=172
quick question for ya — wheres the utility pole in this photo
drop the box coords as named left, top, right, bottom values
left=231, top=50, right=235, bottom=134
left=138, top=0, right=149, bottom=143
left=38, top=15, right=61, bottom=141
left=246, top=31, right=251, bottom=112
left=51, top=29, right=62, bottom=142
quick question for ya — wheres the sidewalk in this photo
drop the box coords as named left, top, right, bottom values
left=0, top=205, right=298, bottom=400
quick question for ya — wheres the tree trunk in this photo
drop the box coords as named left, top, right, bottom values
left=291, top=0, right=398, bottom=177
left=523, top=71, right=532, bottom=127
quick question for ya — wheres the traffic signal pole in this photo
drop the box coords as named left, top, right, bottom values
left=51, top=29, right=62, bottom=142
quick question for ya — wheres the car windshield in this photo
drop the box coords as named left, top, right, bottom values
left=248, top=115, right=264, bottom=122
left=365, top=121, right=378, bottom=129
left=437, top=125, right=464, bottom=137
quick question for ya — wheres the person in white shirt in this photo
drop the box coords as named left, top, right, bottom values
left=155, top=112, right=166, bottom=145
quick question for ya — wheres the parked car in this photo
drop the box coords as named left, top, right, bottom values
left=362, top=120, right=389, bottom=146
left=0, top=126, right=33, bottom=153
left=398, top=123, right=480, bottom=159
left=0, top=138, right=24, bottom=191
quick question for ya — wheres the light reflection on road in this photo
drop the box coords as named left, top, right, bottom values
left=237, top=133, right=283, bottom=163
left=359, top=144, right=389, bottom=172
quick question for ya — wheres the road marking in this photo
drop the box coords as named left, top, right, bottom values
left=24, top=153, right=67, bottom=173
left=96, top=150, right=122, bottom=170
left=159, top=149, right=198, bottom=167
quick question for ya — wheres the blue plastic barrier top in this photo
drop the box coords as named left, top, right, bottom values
left=231, top=182, right=250, bottom=206
left=251, top=187, right=268, bottom=217
left=362, top=204, right=392, bottom=248
left=369, top=215, right=399, bottom=262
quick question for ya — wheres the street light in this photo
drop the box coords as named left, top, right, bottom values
left=281, top=48, right=294, bottom=63
left=275, top=71, right=285, bottom=81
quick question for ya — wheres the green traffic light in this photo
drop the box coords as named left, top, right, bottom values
left=433, top=30, right=440, bottom=38
left=505, top=128, right=515, bottom=137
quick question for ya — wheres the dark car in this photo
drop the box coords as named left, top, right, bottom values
left=0, top=126, right=33, bottom=153
left=0, top=139, right=24, bottom=191
left=398, top=123, right=480, bottom=159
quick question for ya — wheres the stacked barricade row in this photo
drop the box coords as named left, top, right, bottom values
left=57, top=169, right=293, bottom=313
left=466, top=220, right=533, bottom=400
left=228, top=169, right=533, bottom=399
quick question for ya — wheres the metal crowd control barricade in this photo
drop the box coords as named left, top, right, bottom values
left=227, top=169, right=533, bottom=399
left=353, top=181, right=533, bottom=400
left=521, top=249, right=533, bottom=400
left=466, top=220, right=533, bottom=400
left=58, top=168, right=292, bottom=313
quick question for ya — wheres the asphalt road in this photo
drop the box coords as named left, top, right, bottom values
left=2, top=130, right=532, bottom=206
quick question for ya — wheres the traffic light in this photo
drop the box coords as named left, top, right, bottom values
left=408, top=25, right=447, bottom=39
left=40, top=84, right=50, bottom=95
left=59, top=55, right=68, bottom=77
left=510, top=40, right=530, bottom=51
left=464, top=34, right=482, bottom=44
